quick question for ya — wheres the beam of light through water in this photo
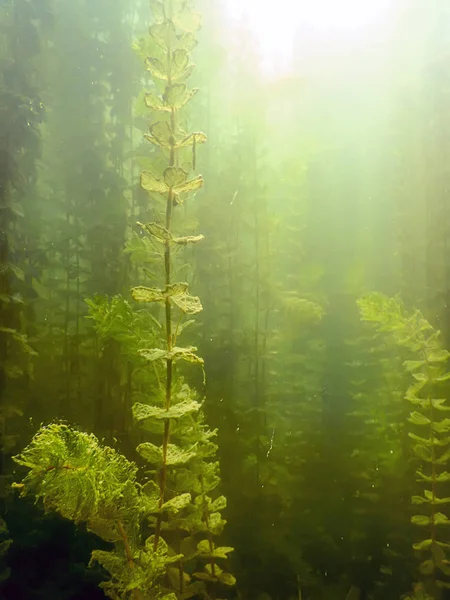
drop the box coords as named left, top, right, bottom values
left=223, top=0, right=396, bottom=76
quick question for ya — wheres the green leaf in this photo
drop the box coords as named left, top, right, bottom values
left=197, top=540, right=234, bottom=560
left=171, top=290, right=202, bottom=315
left=145, top=121, right=173, bottom=148
left=408, top=411, right=431, bottom=426
left=425, top=490, right=450, bottom=503
left=175, top=9, right=202, bottom=34
left=165, top=282, right=189, bottom=297
left=131, top=282, right=201, bottom=314
left=208, top=512, right=226, bottom=535
left=173, top=234, right=205, bottom=245
left=432, top=539, right=450, bottom=571
left=87, top=518, right=121, bottom=543
left=180, top=536, right=198, bottom=560
left=173, top=29, right=196, bottom=51
left=145, top=85, right=198, bottom=112
left=196, top=539, right=213, bottom=555
left=141, top=481, right=160, bottom=512
left=133, top=399, right=201, bottom=422
left=436, top=372, right=450, bottom=383
left=434, top=419, right=450, bottom=433
left=137, top=221, right=204, bottom=247
left=405, top=380, right=428, bottom=404
left=428, top=349, right=450, bottom=363
left=167, top=566, right=192, bottom=591
left=144, top=124, right=206, bottom=151
left=411, top=514, right=430, bottom=526
left=210, top=495, right=227, bottom=512
left=412, top=512, right=450, bottom=526
left=171, top=48, right=190, bottom=78
left=144, top=92, right=164, bottom=111
left=161, top=493, right=191, bottom=514
left=140, top=171, right=168, bottom=194
left=413, top=538, right=433, bottom=550
left=192, top=571, right=216, bottom=583
left=164, top=166, right=188, bottom=188
left=404, top=360, right=426, bottom=372
left=219, top=572, right=236, bottom=586
left=413, top=372, right=428, bottom=382
left=432, top=398, right=450, bottom=412
left=136, top=441, right=161, bottom=464
left=173, top=174, right=203, bottom=198
left=136, top=442, right=196, bottom=466
left=131, top=286, right=165, bottom=303
left=417, top=470, right=450, bottom=483
left=434, top=512, right=450, bottom=525
left=145, top=57, right=167, bottom=80
left=166, top=444, right=197, bottom=465
left=409, top=432, right=450, bottom=447
left=144, top=46, right=194, bottom=83
left=139, top=346, right=204, bottom=365
left=416, top=471, right=450, bottom=483
left=413, top=491, right=450, bottom=505
left=436, top=448, right=450, bottom=465
left=178, top=131, right=207, bottom=148
left=150, top=21, right=178, bottom=49
left=164, top=84, right=198, bottom=110
left=419, top=559, right=435, bottom=575
left=158, top=166, right=204, bottom=200
left=413, top=444, right=433, bottom=462
left=409, top=432, right=432, bottom=446
left=137, top=221, right=169, bottom=243
left=192, top=563, right=229, bottom=584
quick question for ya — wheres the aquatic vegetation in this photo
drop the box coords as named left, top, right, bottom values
left=0, top=517, right=12, bottom=586
left=12, top=422, right=178, bottom=600
left=130, top=0, right=235, bottom=595
left=11, top=1, right=234, bottom=598
left=0, top=0, right=42, bottom=398
left=358, top=292, right=450, bottom=593
left=346, top=318, right=413, bottom=596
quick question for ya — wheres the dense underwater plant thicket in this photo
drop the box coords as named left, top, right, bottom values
left=11, top=1, right=235, bottom=598
left=4, top=1, right=450, bottom=600
left=359, top=292, right=450, bottom=595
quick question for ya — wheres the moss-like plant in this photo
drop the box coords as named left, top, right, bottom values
left=358, top=292, right=450, bottom=594
left=12, top=422, right=179, bottom=600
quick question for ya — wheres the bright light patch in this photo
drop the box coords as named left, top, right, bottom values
left=224, top=0, right=394, bottom=75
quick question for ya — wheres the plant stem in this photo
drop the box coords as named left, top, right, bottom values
left=154, top=42, right=176, bottom=550
left=117, top=519, right=143, bottom=600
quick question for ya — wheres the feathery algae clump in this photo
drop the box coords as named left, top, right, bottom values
left=13, top=423, right=177, bottom=600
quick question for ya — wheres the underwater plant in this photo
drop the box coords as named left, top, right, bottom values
left=129, top=0, right=235, bottom=595
left=346, top=317, right=414, bottom=597
left=0, top=517, right=12, bottom=587
left=358, top=292, right=450, bottom=594
left=12, top=422, right=179, bottom=600
left=12, top=1, right=234, bottom=598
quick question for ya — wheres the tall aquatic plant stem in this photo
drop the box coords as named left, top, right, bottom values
left=154, top=49, right=176, bottom=552
left=130, top=0, right=236, bottom=592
